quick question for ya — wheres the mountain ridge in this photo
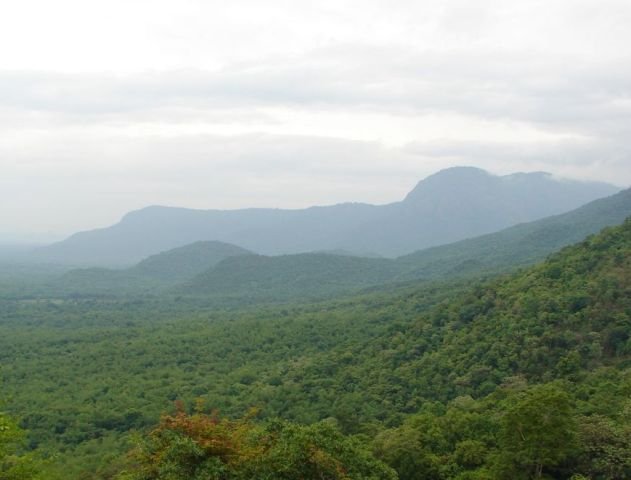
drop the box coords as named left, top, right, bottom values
left=174, top=187, right=631, bottom=303
left=33, top=167, right=620, bottom=266
left=35, top=187, right=631, bottom=301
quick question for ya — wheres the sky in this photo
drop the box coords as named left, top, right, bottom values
left=1, top=0, right=631, bottom=241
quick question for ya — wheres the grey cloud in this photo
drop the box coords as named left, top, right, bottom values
left=3, top=46, right=630, bottom=192
left=2, top=46, right=630, bottom=139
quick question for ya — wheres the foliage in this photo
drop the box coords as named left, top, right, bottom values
left=0, top=411, right=52, bottom=480
left=117, top=407, right=396, bottom=480
left=496, top=384, right=577, bottom=479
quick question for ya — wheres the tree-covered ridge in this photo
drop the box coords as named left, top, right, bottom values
left=181, top=252, right=401, bottom=300
left=363, top=219, right=631, bottom=479
left=415, top=216, right=631, bottom=397
left=396, top=186, right=631, bottom=281
left=48, top=241, right=254, bottom=297
left=130, top=241, right=253, bottom=281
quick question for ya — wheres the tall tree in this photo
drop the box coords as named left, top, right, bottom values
left=497, top=384, right=577, bottom=479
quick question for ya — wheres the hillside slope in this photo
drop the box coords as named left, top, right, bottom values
left=395, top=217, right=631, bottom=400
left=178, top=187, right=631, bottom=302
left=129, top=241, right=252, bottom=281
left=54, top=241, right=252, bottom=296
left=397, top=185, right=631, bottom=280
left=182, top=252, right=401, bottom=301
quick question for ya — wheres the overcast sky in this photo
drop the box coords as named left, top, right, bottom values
left=1, top=0, right=631, bottom=241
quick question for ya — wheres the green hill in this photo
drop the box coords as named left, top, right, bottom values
left=177, top=188, right=631, bottom=303
left=387, top=216, right=631, bottom=400
left=396, top=186, right=631, bottom=281
left=51, top=241, right=252, bottom=297
left=182, top=252, right=401, bottom=301
left=130, top=240, right=252, bottom=281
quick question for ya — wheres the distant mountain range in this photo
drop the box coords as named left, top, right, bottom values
left=180, top=187, right=631, bottom=301
left=33, top=167, right=619, bottom=266
left=50, top=186, right=631, bottom=302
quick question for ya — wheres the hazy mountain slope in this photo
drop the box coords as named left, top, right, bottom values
left=182, top=253, right=402, bottom=301
left=32, top=203, right=378, bottom=267
left=397, top=186, right=631, bottom=280
left=53, top=240, right=253, bottom=296
left=129, top=241, right=252, bottom=281
left=33, top=167, right=619, bottom=266
left=46, top=187, right=631, bottom=302
left=334, top=167, right=619, bottom=256
left=176, top=188, right=631, bottom=303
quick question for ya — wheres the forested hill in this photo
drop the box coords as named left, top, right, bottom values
left=176, top=187, right=631, bottom=302
left=363, top=217, right=631, bottom=480
left=389, top=216, right=631, bottom=400
left=396, top=185, right=631, bottom=280
left=50, top=240, right=253, bottom=296
left=181, top=252, right=401, bottom=300
left=129, top=240, right=252, bottom=281
left=32, top=167, right=618, bottom=265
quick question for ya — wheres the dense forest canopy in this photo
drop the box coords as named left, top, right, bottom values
left=1, top=217, right=630, bottom=478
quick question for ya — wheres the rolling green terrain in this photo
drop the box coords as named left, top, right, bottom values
left=1, top=218, right=630, bottom=479
left=129, top=241, right=252, bottom=281
left=181, top=252, right=402, bottom=301
left=183, top=186, right=631, bottom=301
left=17, top=187, right=630, bottom=303
left=25, top=241, right=254, bottom=298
